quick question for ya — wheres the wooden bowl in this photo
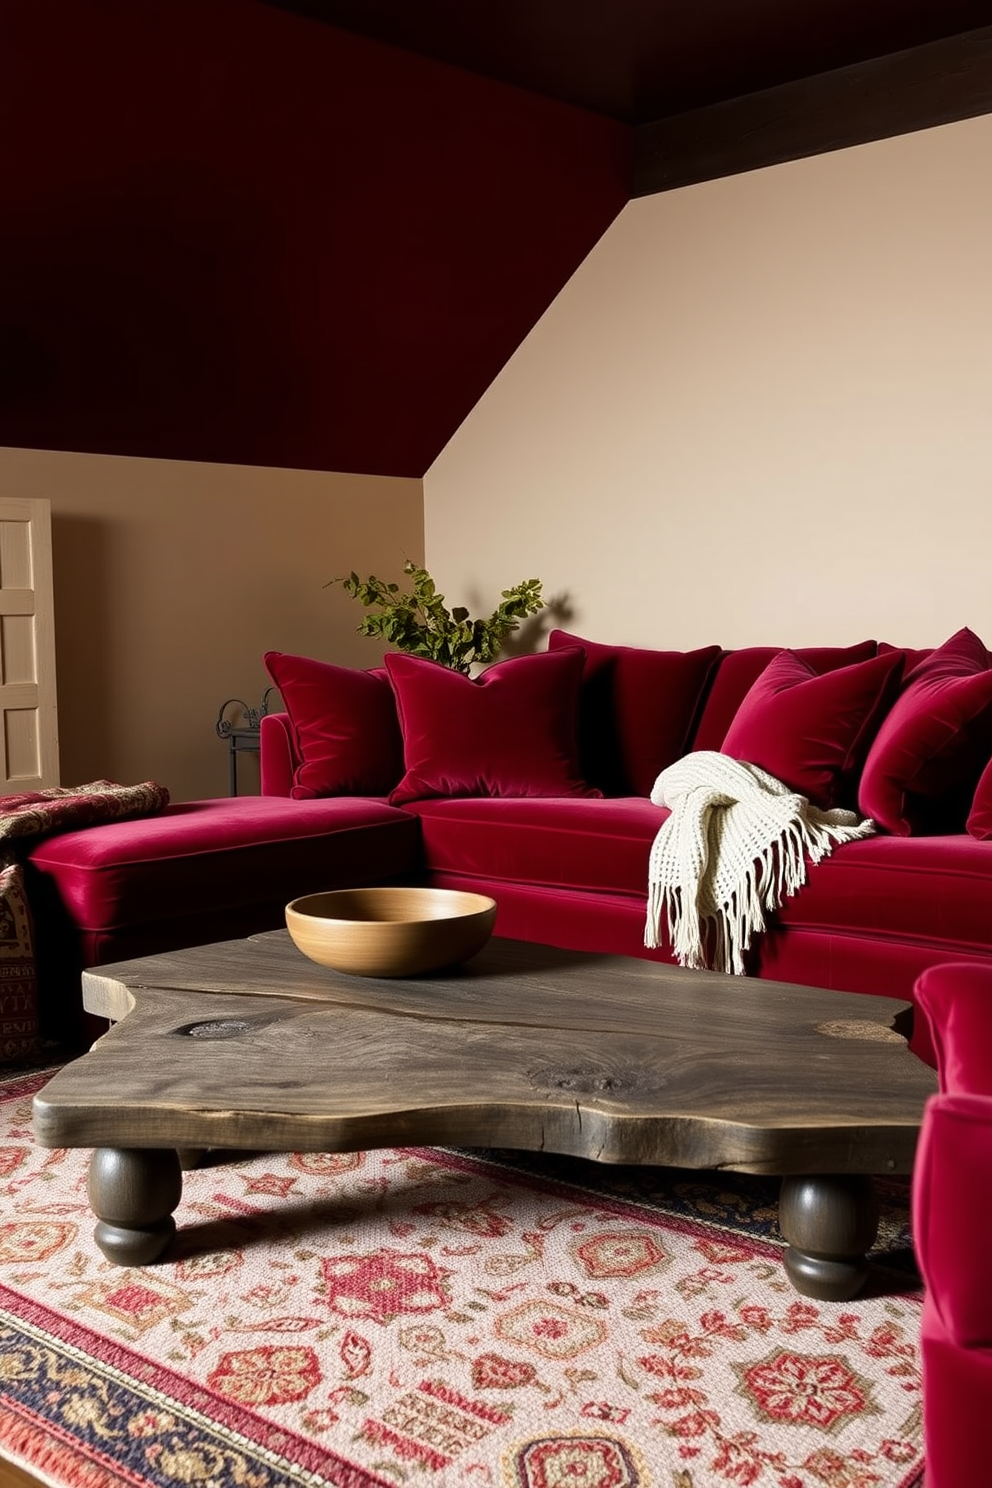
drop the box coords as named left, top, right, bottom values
left=285, top=885, right=497, bottom=977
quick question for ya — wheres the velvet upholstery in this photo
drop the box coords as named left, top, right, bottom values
left=859, top=627, right=992, bottom=835
left=385, top=648, right=599, bottom=805
left=547, top=629, right=721, bottom=795
left=768, top=832, right=992, bottom=953
left=264, top=651, right=403, bottom=798
left=878, top=641, right=933, bottom=673
left=911, top=963, right=992, bottom=1488
left=965, top=755, right=992, bottom=840
left=720, top=649, right=903, bottom=809
left=409, top=796, right=666, bottom=897
left=413, top=803, right=992, bottom=950
left=26, top=796, right=419, bottom=931
left=914, top=961, right=992, bottom=1098
left=690, top=641, right=878, bottom=752
left=259, top=711, right=298, bottom=798
left=423, top=869, right=672, bottom=963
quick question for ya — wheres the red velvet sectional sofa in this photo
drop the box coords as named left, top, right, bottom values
left=23, top=624, right=992, bottom=1061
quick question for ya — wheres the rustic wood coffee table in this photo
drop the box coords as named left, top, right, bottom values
left=33, top=932, right=937, bottom=1301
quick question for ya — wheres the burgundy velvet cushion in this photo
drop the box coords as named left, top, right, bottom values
left=858, top=627, right=992, bottom=835
left=878, top=640, right=933, bottom=673
left=384, top=648, right=600, bottom=806
left=966, top=756, right=992, bottom=840
left=720, top=649, right=903, bottom=809
left=690, top=640, right=878, bottom=751
left=264, top=651, right=403, bottom=799
left=547, top=629, right=721, bottom=795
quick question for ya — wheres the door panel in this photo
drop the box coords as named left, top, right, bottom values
left=0, top=499, right=60, bottom=792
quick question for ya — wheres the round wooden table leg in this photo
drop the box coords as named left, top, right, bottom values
left=779, top=1174, right=880, bottom=1301
left=88, top=1148, right=183, bottom=1266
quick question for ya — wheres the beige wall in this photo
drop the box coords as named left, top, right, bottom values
left=425, top=113, right=992, bottom=654
left=0, top=447, right=422, bottom=800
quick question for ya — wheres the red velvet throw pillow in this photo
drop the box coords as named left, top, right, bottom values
left=878, top=640, right=933, bottom=673
left=721, top=649, right=904, bottom=810
left=691, top=640, right=878, bottom=752
left=384, top=648, right=601, bottom=806
left=967, top=757, right=992, bottom=840
left=859, top=628, right=992, bottom=836
left=548, top=629, right=721, bottom=796
left=264, top=652, right=404, bottom=799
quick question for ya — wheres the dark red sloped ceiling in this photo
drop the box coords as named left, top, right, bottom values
left=270, top=0, right=992, bottom=124
left=0, top=0, right=630, bottom=477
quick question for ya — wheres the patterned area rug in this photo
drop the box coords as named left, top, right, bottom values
left=0, top=1065, right=924, bottom=1488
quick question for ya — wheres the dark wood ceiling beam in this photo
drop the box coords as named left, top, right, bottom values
left=634, top=24, right=992, bottom=196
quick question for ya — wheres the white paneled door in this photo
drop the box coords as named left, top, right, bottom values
left=0, top=499, right=59, bottom=793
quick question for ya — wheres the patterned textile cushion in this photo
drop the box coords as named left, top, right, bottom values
left=0, top=779, right=171, bottom=1062
left=264, top=652, right=403, bottom=798
left=0, top=780, right=170, bottom=842
left=384, top=649, right=600, bottom=806
left=720, top=649, right=903, bottom=810
left=0, top=862, right=39, bottom=1064
left=547, top=629, right=721, bottom=796
left=859, top=627, right=992, bottom=835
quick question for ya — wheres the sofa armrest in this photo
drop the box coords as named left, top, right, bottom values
left=260, top=712, right=297, bottom=797
left=914, top=962, right=992, bottom=1095
left=913, top=1091, right=992, bottom=1347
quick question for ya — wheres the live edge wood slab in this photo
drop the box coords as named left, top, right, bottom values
left=33, top=933, right=937, bottom=1302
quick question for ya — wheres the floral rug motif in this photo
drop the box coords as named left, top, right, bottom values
left=0, top=1066, right=924, bottom=1487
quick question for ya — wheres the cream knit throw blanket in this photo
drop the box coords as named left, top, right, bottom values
left=644, top=750, right=875, bottom=975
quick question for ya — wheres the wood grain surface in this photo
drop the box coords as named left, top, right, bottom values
left=33, top=933, right=937, bottom=1176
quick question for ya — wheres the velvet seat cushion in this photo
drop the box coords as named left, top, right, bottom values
left=858, top=627, right=992, bottom=835
left=26, top=796, right=420, bottom=930
left=411, top=798, right=992, bottom=966
left=770, top=832, right=992, bottom=957
left=690, top=640, right=878, bottom=752
left=409, top=795, right=666, bottom=897
left=264, top=651, right=403, bottom=798
left=547, top=629, right=721, bottom=795
left=720, top=649, right=903, bottom=810
left=385, top=648, right=599, bottom=805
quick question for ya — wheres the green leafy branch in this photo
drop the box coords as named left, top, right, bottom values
left=329, top=560, right=544, bottom=674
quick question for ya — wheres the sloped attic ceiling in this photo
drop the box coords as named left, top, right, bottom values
left=3, top=0, right=991, bottom=476
left=266, top=0, right=992, bottom=124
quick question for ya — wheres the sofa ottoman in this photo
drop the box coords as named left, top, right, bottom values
left=25, top=794, right=420, bottom=1041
